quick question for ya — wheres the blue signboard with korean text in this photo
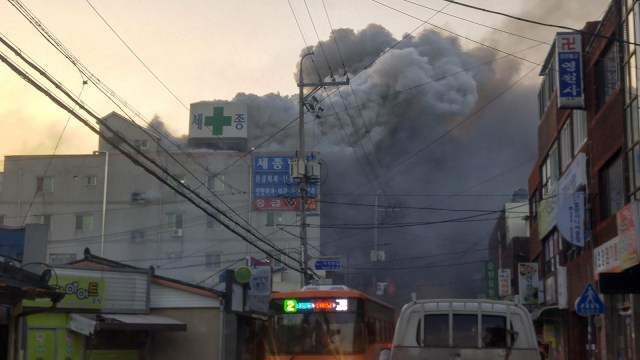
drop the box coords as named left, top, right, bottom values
left=252, top=154, right=319, bottom=211
left=313, top=258, right=342, bottom=271
left=556, top=32, right=585, bottom=108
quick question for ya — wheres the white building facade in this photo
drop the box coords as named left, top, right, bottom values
left=0, top=109, right=320, bottom=289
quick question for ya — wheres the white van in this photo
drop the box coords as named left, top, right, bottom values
left=387, top=299, right=541, bottom=360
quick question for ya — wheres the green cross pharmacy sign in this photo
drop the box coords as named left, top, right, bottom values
left=189, top=102, right=248, bottom=138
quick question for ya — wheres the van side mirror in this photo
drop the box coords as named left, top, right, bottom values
left=378, top=348, right=391, bottom=360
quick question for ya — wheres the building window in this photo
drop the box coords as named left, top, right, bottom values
left=205, top=253, right=221, bottom=269
left=538, top=53, right=556, bottom=117
left=270, top=253, right=283, bottom=269
left=31, top=215, right=51, bottom=231
left=266, top=212, right=283, bottom=227
left=75, top=214, right=93, bottom=231
left=559, top=121, right=572, bottom=171
left=541, top=143, right=559, bottom=196
left=596, top=42, right=620, bottom=108
left=167, top=213, right=184, bottom=229
left=134, top=139, right=149, bottom=149
left=572, top=110, right=588, bottom=154
left=36, top=176, right=54, bottom=193
left=86, top=175, right=97, bottom=186
left=49, top=253, right=77, bottom=265
left=543, top=231, right=562, bottom=274
left=600, top=154, right=624, bottom=219
left=207, top=175, right=225, bottom=191
left=206, top=216, right=218, bottom=229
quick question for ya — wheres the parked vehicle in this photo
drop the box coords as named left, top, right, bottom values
left=384, top=299, right=541, bottom=360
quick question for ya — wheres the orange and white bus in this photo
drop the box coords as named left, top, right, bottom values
left=266, top=285, right=395, bottom=360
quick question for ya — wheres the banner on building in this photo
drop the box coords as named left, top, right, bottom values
left=557, top=191, right=585, bottom=246
left=247, top=257, right=272, bottom=315
left=518, top=263, right=540, bottom=305
left=555, top=32, right=584, bottom=108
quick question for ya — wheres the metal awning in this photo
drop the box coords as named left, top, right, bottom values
left=531, top=305, right=566, bottom=321
left=68, top=313, right=186, bottom=336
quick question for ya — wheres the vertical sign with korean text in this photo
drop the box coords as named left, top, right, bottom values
left=252, top=154, right=318, bottom=211
left=498, top=269, right=512, bottom=297
left=556, top=32, right=584, bottom=108
left=485, top=261, right=498, bottom=300
left=518, top=263, right=540, bottom=306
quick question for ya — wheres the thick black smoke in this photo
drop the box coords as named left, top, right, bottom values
left=216, top=23, right=538, bottom=308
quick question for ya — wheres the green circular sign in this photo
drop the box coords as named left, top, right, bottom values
left=235, top=266, right=252, bottom=283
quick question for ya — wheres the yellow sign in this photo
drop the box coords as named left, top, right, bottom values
left=24, top=275, right=104, bottom=309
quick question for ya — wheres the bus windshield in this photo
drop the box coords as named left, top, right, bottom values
left=268, top=312, right=364, bottom=355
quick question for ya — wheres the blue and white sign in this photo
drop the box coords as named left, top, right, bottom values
left=556, top=32, right=585, bottom=108
left=252, top=154, right=318, bottom=199
left=576, top=283, right=604, bottom=315
left=313, top=258, right=342, bottom=271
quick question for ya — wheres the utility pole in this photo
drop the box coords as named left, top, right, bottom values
left=293, top=50, right=348, bottom=286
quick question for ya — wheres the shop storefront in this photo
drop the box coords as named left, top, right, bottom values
left=20, top=266, right=186, bottom=360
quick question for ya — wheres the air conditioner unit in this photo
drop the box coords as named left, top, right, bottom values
left=171, top=229, right=183, bottom=237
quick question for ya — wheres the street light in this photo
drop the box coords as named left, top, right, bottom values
left=93, top=150, right=108, bottom=256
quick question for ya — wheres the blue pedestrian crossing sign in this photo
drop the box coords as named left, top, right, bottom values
left=576, top=283, right=604, bottom=315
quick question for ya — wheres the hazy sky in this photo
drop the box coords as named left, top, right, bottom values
left=0, top=0, right=608, bottom=159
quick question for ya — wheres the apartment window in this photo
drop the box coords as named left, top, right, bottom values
left=572, top=110, right=588, bottom=154
left=206, top=216, right=218, bottom=229
left=543, top=231, right=562, bottom=274
left=205, top=253, right=221, bottom=269
left=75, top=214, right=93, bottom=231
left=600, top=154, right=624, bottom=219
left=31, top=215, right=51, bottom=231
left=207, top=175, right=225, bottom=191
left=36, top=176, right=54, bottom=193
left=541, top=143, right=559, bottom=196
left=87, top=175, right=97, bottom=186
left=538, top=53, right=556, bottom=117
left=596, top=42, right=620, bottom=108
left=134, top=139, right=149, bottom=149
left=270, top=253, right=283, bottom=268
left=167, top=213, right=184, bottom=229
left=559, top=121, right=572, bottom=170
left=49, top=253, right=77, bottom=265
left=266, top=212, right=283, bottom=227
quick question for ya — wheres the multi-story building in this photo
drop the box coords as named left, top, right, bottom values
left=487, top=189, right=530, bottom=301
left=0, top=103, right=321, bottom=291
left=529, top=1, right=640, bottom=358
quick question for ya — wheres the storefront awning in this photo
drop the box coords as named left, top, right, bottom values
left=68, top=313, right=186, bottom=336
left=531, top=306, right=567, bottom=321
